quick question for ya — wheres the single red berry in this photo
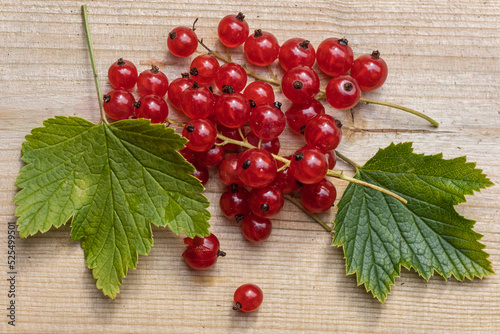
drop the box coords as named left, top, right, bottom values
left=181, top=82, right=215, bottom=119
left=108, top=58, right=138, bottom=90
left=216, top=124, right=243, bottom=153
left=237, top=148, right=277, bottom=188
left=290, top=146, right=328, bottom=184
left=270, top=157, right=301, bottom=193
left=245, top=131, right=280, bottom=155
left=193, top=145, right=225, bottom=168
left=190, top=55, right=220, bottom=85
left=249, top=102, right=286, bottom=140
left=215, top=86, right=251, bottom=128
left=325, top=75, right=361, bottom=110
left=182, top=118, right=217, bottom=152
left=244, top=29, right=280, bottom=67
left=281, top=66, right=320, bottom=104
left=241, top=214, right=272, bottom=243
left=278, top=38, right=316, bottom=71
left=191, top=161, right=209, bottom=186
left=134, top=95, right=169, bottom=124
left=350, top=50, right=388, bottom=91
left=304, top=114, right=342, bottom=152
left=243, top=81, right=275, bottom=106
left=324, top=151, right=337, bottom=169
left=301, top=178, right=337, bottom=213
left=248, top=185, right=284, bottom=218
left=103, top=89, right=136, bottom=121
left=167, top=74, right=194, bottom=110
left=182, top=233, right=225, bottom=270
left=316, top=38, right=353, bottom=77
left=219, top=184, right=251, bottom=219
left=285, top=99, right=325, bottom=135
left=218, top=154, right=243, bottom=186
left=167, top=26, right=198, bottom=57
left=137, top=65, right=169, bottom=97
left=217, top=12, right=250, bottom=48
left=233, top=284, right=263, bottom=312
left=215, top=63, right=247, bottom=93
left=178, top=147, right=193, bottom=162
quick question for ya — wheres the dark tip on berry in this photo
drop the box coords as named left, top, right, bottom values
left=249, top=99, right=257, bottom=108
left=190, top=67, right=199, bottom=76
left=103, top=94, right=111, bottom=103
left=343, top=82, right=354, bottom=92
left=338, top=38, right=348, bottom=46
left=254, top=29, right=263, bottom=38
left=300, top=126, right=306, bottom=134
left=192, top=81, right=200, bottom=89
left=169, top=31, right=177, bottom=39
left=236, top=12, right=245, bottom=21
left=181, top=72, right=189, bottom=78
left=296, top=180, right=303, bottom=187
left=217, top=249, right=226, bottom=257
left=186, top=123, right=195, bottom=133
left=151, top=65, right=160, bottom=73
left=299, top=40, right=310, bottom=49
left=294, top=152, right=304, bottom=161
left=133, top=101, right=141, bottom=108
left=371, top=50, right=381, bottom=59
left=273, top=101, right=282, bottom=110
left=235, top=214, right=244, bottom=222
left=242, top=160, right=251, bottom=169
left=233, top=302, right=242, bottom=311
left=230, top=183, right=239, bottom=193
left=117, top=58, right=125, bottom=65
left=293, top=81, right=303, bottom=90
left=335, top=119, right=343, bottom=129
left=260, top=203, right=270, bottom=212
left=222, top=85, right=235, bottom=94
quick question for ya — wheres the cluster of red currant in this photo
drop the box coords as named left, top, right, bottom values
left=101, top=12, right=389, bottom=312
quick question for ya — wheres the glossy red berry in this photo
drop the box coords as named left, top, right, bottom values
left=182, top=118, right=217, bottom=152
left=214, top=63, right=247, bottom=93
left=244, top=29, right=280, bottom=67
left=219, top=184, right=251, bottom=220
left=103, top=89, right=136, bottom=121
left=137, top=65, right=169, bottom=97
left=182, top=233, right=224, bottom=270
left=193, top=145, right=225, bottom=168
left=325, top=75, right=361, bottom=110
left=108, top=58, right=138, bottom=91
left=191, top=161, right=209, bottom=186
left=350, top=50, right=388, bottom=91
left=243, top=81, right=275, bottom=106
left=301, top=178, right=337, bottom=213
left=316, top=38, right=353, bottom=77
left=249, top=102, right=286, bottom=140
left=181, top=82, right=215, bottom=119
left=218, top=154, right=243, bottom=186
left=281, top=66, right=320, bottom=104
left=178, top=147, right=193, bottom=162
left=278, top=38, right=316, bottom=71
left=189, top=55, right=220, bottom=85
left=233, top=284, right=263, bottom=312
left=167, top=74, right=194, bottom=110
left=304, top=114, right=342, bottom=152
left=248, top=186, right=284, bottom=218
left=237, top=148, right=277, bottom=188
left=167, top=26, right=198, bottom=58
left=271, top=157, right=301, bottom=193
left=215, top=86, right=251, bottom=128
left=324, top=151, right=337, bottom=170
left=218, top=12, right=250, bottom=48
left=245, top=131, right=280, bottom=155
left=290, top=146, right=328, bottom=184
left=285, top=99, right=325, bottom=135
left=134, top=95, right=169, bottom=124
left=241, top=214, right=272, bottom=243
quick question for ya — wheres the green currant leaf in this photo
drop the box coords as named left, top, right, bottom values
left=333, top=142, right=493, bottom=302
left=14, top=116, right=210, bottom=298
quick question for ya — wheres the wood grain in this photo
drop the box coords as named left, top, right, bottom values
left=1, top=0, right=499, bottom=332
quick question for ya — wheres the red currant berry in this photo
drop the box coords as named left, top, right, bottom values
left=233, top=284, right=263, bottom=312
left=219, top=184, right=251, bottom=220
left=281, top=66, right=320, bottom=104
left=244, top=29, right=280, bottom=67
left=241, top=214, right=272, bottom=243
left=167, top=74, right=194, bottom=110
left=218, top=154, right=243, bottom=186
left=217, top=12, right=250, bottom=48
left=304, top=114, right=342, bottom=152
left=103, top=89, right=136, bottom=121
left=324, top=150, right=337, bottom=169
left=316, top=38, right=353, bottom=77
left=167, top=26, right=198, bottom=58
left=137, top=65, right=169, bottom=97
left=216, top=124, right=243, bottom=153
left=181, top=82, right=215, bottom=119
left=285, top=99, right=325, bottom=135
left=350, top=50, right=388, bottom=91
left=215, top=86, right=251, bottom=128
left=243, top=81, right=275, bottom=106
left=191, top=161, right=209, bottom=186
left=192, top=145, right=225, bottom=168
left=290, top=146, right=328, bottom=184
left=325, top=75, right=361, bottom=110
left=248, top=185, right=284, bottom=218
left=278, top=38, right=316, bottom=71
left=189, top=55, right=220, bottom=85
left=271, top=157, right=301, bottom=193
left=215, top=63, right=247, bottom=93
left=245, top=131, right=280, bottom=155
left=178, top=147, right=193, bottom=162
left=108, top=58, right=138, bottom=91
left=182, top=118, right=217, bottom=152
left=249, top=102, right=286, bottom=140
left=301, top=178, right=337, bottom=213
left=134, top=95, right=169, bottom=124
left=237, top=148, right=277, bottom=188
left=182, top=233, right=225, bottom=270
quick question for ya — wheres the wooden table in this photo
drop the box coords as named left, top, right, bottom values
left=1, top=0, right=499, bottom=332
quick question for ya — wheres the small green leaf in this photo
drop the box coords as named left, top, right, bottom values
left=333, top=142, right=493, bottom=302
left=15, top=116, right=211, bottom=298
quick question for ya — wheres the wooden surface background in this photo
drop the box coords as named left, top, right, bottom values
left=1, top=0, right=499, bottom=332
